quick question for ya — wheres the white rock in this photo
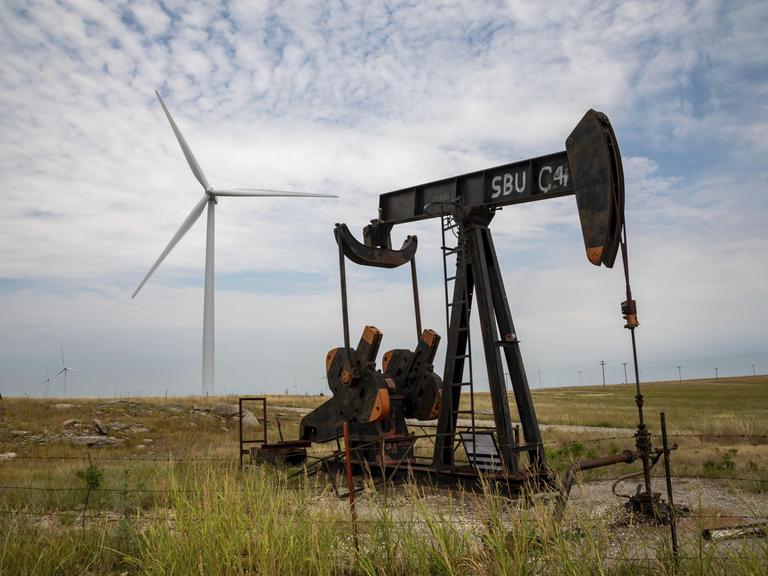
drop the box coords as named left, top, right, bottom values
left=242, top=412, right=260, bottom=428
left=0, top=452, right=17, bottom=460
left=68, top=436, right=123, bottom=447
left=210, top=403, right=240, bottom=417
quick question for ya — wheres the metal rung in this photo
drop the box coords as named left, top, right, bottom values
left=453, top=409, right=473, bottom=415
left=446, top=274, right=464, bottom=281
left=451, top=381, right=474, bottom=387
left=442, top=222, right=459, bottom=232
left=447, top=300, right=467, bottom=307
left=442, top=246, right=461, bottom=255
left=448, top=353, right=470, bottom=360
left=495, top=339, right=519, bottom=347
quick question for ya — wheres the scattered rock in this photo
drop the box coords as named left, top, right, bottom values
left=109, top=422, right=131, bottom=431
left=142, top=438, right=153, bottom=444
left=68, top=436, right=124, bottom=447
left=211, top=403, right=241, bottom=417
left=0, top=452, right=17, bottom=460
left=242, top=412, right=260, bottom=428
left=10, top=430, right=30, bottom=437
left=129, top=426, right=149, bottom=434
left=163, top=403, right=185, bottom=413
left=191, top=406, right=210, bottom=415
left=135, top=444, right=146, bottom=449
left=93, top=418, right=107, bottom=436
left=53, top=403, right=75, bottom=409
left=62, top=419, right=83, bottom=428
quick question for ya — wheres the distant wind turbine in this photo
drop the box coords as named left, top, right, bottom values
left=132, top=90, right=337, bottom=396
left=54, top=346, right=80, bottom=398
left=40, top=365, right=51, bottom=397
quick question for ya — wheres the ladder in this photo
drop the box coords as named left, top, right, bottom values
left=441, top=213, right=476, bottom=465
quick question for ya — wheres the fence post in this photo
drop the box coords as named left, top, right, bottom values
left=343, top=421, right=358, bottom=551
left=660, top=412, right=679, bottom=560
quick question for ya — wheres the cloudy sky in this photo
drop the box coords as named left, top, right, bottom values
left=1, top=0, right=766, bottom=398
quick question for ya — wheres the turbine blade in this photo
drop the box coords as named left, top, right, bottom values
left=60, top=345, right=65, bottom=367
left=155, top=90, right=212, bottom=192
left=54, top=368, right=66, bottom=378
left=132, top=195, right=209, bottom=299
left=214, top=188, right=338, bottom=198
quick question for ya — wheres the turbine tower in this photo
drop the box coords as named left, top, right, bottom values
left=132, top=91, right=336, bottom=396
left=40, top=365, right=51, bottom=397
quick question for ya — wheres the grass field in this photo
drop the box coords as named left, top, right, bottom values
left=0, top=377, right=766, bottom=574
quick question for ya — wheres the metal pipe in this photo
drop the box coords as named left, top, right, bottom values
left=410, top=256, right=422, bottom=341
left=337, top=225, right=351, bottom=355
left=553, top=450, right=637, bottom=522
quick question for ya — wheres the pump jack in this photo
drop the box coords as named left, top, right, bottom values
left=286, top=110, right=667, bottom=506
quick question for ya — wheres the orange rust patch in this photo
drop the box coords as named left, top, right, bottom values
left=422, top=329, right=438, bottom=347
left=587, top=246, right=603, bottom=265
left=362, top=325, right=382, bottom=345
left=369, top=388, right=390, bottom=423
left=325, top=349, right=338, bottom=373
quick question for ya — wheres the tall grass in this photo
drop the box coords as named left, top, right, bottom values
left=2, top=463, right=766, bottom=575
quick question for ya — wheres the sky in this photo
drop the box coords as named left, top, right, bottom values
left=1, top=0, right=766, bottom=398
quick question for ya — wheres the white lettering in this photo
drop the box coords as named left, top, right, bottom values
left=491, top=176, right=501, bottom=199
left=515, top=171, right=526, bottom=193
left=503, top=173, right=514, bottom=196
left=538, top=166, right=552, bottom=193
left=554, top=164, right=569, bottom=187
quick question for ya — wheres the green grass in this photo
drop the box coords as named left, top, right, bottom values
left=0, top=379, right=767, bottom=574
left=1, top=465, right=766, bottom=575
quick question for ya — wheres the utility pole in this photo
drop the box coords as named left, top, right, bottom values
left=538, top=368, right=542, bottom=389
left=714, top=367, right=719, bottom=382
left=677, top=366, right=682, bottom=383
left=622, top=362, right=628, bottom=385
left=753, top=363, right=757, bottom=377
left=600, top=360, right=606, bottom=388
left=578, top=370, right=583, bottom=386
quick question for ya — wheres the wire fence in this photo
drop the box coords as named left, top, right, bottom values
left=2, top=434, right=766, bottom=520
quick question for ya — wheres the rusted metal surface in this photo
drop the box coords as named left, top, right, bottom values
left=300, top=326, right=443, bottom=463
left=285, top=109, right=656, bottom=503
left=300, top=326, right=392, bottom=443
left=553, top=450, right=638, bottom=522
left=335, top=223, right=416, bottom=268
left=238, top=396, right=267, bottom=468
left=432, top=209, right=543, bottom=475
left=566, top=109, right=624, bottom=268
left=369, top=109, right=625, bottom=270
left=252, top=440, right=310, bottom=466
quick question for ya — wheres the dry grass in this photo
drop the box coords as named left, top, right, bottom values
left=0, top=378, right=766, bottom=574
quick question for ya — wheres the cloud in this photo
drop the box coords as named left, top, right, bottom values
left=1, top=0, right=767, bottom=395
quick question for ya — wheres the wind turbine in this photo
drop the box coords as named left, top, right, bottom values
left=40, top=365, right=51, bottom=397
left=54, top=346, right=80, bottom=398
left=132, top=90, right=336, bottom=396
